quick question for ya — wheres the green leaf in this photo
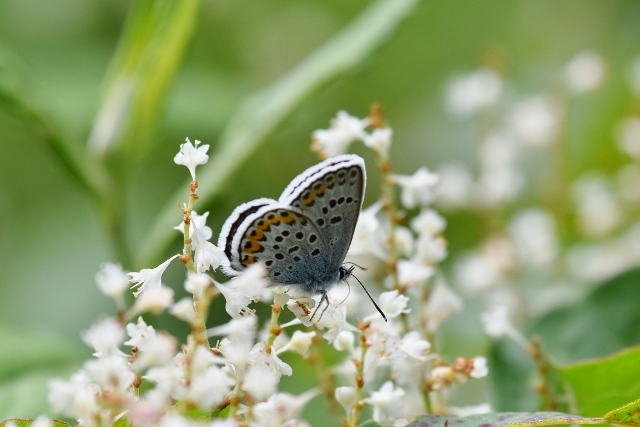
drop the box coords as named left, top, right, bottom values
left=604, top=396, right=640, bottom=425
left=487, top=340, right=538, bottom=412
left=559, top=346, right=640, bottom=418
left=406, top=412, right=605, bottom=427
left=88, top=0, right=201, bottom=156
left=136, top=0, right=419, bottom=268
left=530, top=267, right=640, bottom=364
left=0, top=420, right=70, bottom=427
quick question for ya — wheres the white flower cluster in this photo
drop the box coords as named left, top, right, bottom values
left=46, top=121, right=491, bottom=427
left=309, top=111, right=489, bottom=423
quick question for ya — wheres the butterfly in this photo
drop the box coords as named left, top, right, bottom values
left=218, top=154, right=386, bottom=321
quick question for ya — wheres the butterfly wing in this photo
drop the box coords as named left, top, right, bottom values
left=219, top=199, right=333, bottom=290
left=279, top=154, right=366, bottom=271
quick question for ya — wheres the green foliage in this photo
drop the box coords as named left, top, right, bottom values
left=0, top=420, right=70, bottom=427
left=406, top=413, right=605, bottom=426
left=560, top=346, right=640, bottom=418
left=531, top=268, right=640, bottom=363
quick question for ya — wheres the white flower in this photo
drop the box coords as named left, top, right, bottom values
left=128, top=254, right=179, bottom=297
left=474, top=132, right=524, bottom=207
left=564, top=51, right=606, bottom=94
left=277, top=330, right=316, bottom=358
left=130, top=285, right=175, bottom=316
left=174, top=137, right=209, bottom=180
left=214, top=281, right=253, bottom=318
left=335, top=386, right=356, bottom=414
left=411, top=209, right=446, bottom=236
left=333, top=330, right=355, bottom=355
left=227, top=262, right=269, bottom=299
left=363, top=127, right=392, bottom=158
left=125, top=318, right=176, bottom=369
left=184, top=272, right=212, bottom=297
left=81, top=317, right=124, bottom=356
left=616, top=117, right=640, bottom=159
left=508, top=96, right=560, bottom=147
left=192, top=224, right=224, bottom=273
left=415, top=234, right=448, bottom=265
left=424, top=278, right=463, bottom=332
left=470, top=356, right=488, bottom=378
left=209, top=317, right=257, bottom=367
left=249, top=342, right=293, bottom=377
left=252, top=391, right=318, bottom=426
left=573, top=174, right=621, bottom=238
left=181, top=365, right=229, bottom=410
left=84, top=354, right=135, bottom=392
left=242, top=343, right=292, bottom=401
left=313, top=302, right=349, bottom=342
left=371, top=290, right=409, bottom=320
left=286, top=297, right=317, bottom=327
left=174, top=210, right=212, bottom=248
left=454, top=252, right=500, bottom=292
left=170, top=297, right=196, bottom=323
left=48, top=372, right=99, bottom=420
left=435, top=162, right=473, bottom=209
left=208, top=316, right=257, bottom=344
left=366, top=381, right=405, bottom=425
left=393, top=167, right=439, bottom=209
left=243, top=364, right=279, bottom=401
left=479, top=306, right=512, bottom=338
left=95, top=263, right=129, bottom=301
left=445, top=68, right=503, bottom=117
left=397, top=259, right=434, bottom=287
left=394, top=226, right=415, bottom=258
left=311, top=111, right=370, bottom=158
left=508, top=209, right=559, bottom=267
left=480, top=306, right=528, bottom=347
left=348, top=202, right=388, bottom=261
left=396, top=331, right=431, bottom=361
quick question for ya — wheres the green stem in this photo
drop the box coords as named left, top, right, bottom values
left=266, top=303, right=282, bottom=348
left=348, top=326, right=369, bottom=427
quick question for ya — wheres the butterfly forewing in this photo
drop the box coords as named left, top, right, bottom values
left=279, top=155, right=365, bottom=270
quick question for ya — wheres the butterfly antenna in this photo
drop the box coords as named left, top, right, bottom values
left=343, top=261, right=368, bottom=272
left=352, top=274, right=387, bottom=322
left=339, top=280, right=351, bottom=307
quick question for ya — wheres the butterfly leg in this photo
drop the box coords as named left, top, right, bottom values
left=310, top=289, right=329, bottom=322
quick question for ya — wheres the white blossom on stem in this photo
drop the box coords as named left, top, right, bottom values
left=363, top=127, right=393, bottom=158
left=130, top=285, right=175, bottom=316
left=192, top=223, right=224, bottom=273
left=393, top=167, right=439, bottom=209
left=311, top=111, right=369, bottom=158
left=564, top=51, right=606, bottom=94
left=128, top=254, right=179, bottom=297
left=174, top=210, right=212, bottom=248
left=95, top=262, right=130, bottom=302
left=366, top=381, right=405, bottom=425
left=81, top=317, right=125, bottom=357
left=173, top=138, right=209, bottom=180
left=445, top=68, right=503, bottom=117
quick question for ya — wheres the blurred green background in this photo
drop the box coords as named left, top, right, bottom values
left=2, top=0, right=640, bottom=423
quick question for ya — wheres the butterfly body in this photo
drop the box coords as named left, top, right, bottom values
left=219, top=155, right=365, bottom=296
